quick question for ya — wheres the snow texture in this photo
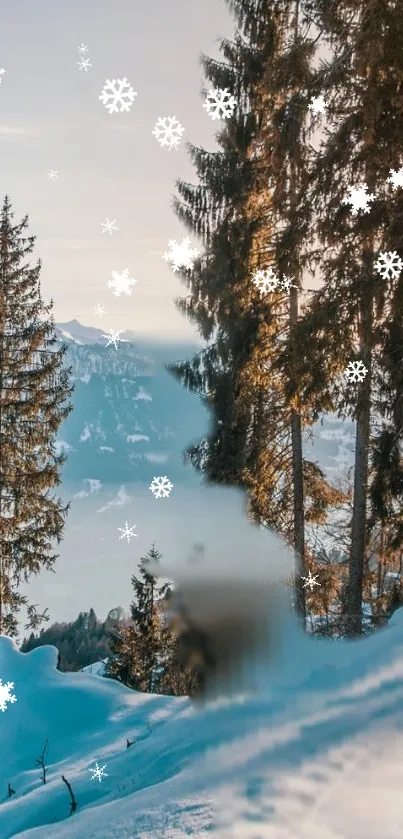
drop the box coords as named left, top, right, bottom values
left=1, top=484, right=403, bottom=837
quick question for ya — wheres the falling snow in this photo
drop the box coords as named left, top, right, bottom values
left=152, top=116, right=185, bottom=150
left=301, top=572, right=320, bottom=591
left=344, top=360, right=368, bottom=383
left=77, top=57, right=92, bottom=72
left=107, top=268, right=137, bottom=296
left=387, top=167, right=403, bottom=190
left=374, top=250, right=403, bottom=280
left=47, top=170, right=59, bottom=180
left=149, top=476, right=174, bottom=499
left=99, top=78, right=137, bottom=114
left=101, top=218, right=118, bottom=235
left=162, top=238, right=199, bottom=272
left=0, top=679, right=17, bottom=712
left=94, top=303, right=106, bottom=317
left=102, top=329, right=126, bottom=350
left=342, top=184, right=375, bottom=215
left=117, top=521, right=138, bottom=542
left=308, top=95, right=327, bottom=115
left=89, top=762, right=108, bottom=783
left=203, top=88, right=237, bottom=120
left=252, top=268, right=280, bottom=294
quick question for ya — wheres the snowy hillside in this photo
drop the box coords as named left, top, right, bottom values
left=1, top=609, right=403, bottom=837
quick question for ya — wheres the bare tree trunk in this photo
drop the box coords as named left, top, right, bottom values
left=290, top=285, right=306, bottom=623
left=346, top=245, right=373, bottom=637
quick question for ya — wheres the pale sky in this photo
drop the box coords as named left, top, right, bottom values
left=0, top=0, right=234, bottom=341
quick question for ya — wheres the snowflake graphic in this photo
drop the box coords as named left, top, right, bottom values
left=387, top=167, right=403, bottom=191
left=77, top=56, right=92, bottom=72
left=279, top=275, right=297, bottom=291
left=301, top=571, right=320, bottom=591
left=89, top=761, right=108, bottom=783
left=374, top=250, right=403, bottom=280
left=203, top=88, right=237, bottom=120
left=47, top=169, right=59, bottom=180
left=162, top=238, right=199, bottom=272
left=102, top=329, right=125, bottom=349
left=117, top=521, right=138, bottom=542
left=343, top=183, right=375, bottom=215
left=107, top=268, right=137, bottom=297
left=308, top=95, right=327, bottom=115
left=149, top=476, right=173, bottom=499
left=152, top=116, right=185, bottom=150
left=99, top=78, right=137, bottom=114
left=0, top=68, right=6, bottom=84
left=78, top=43, right=89, bottom=55
left=94, top=303, right=106, bottom=317
left=0, top=679, right=17, bottom=712
left=101, top=218, right=118, bottom=235
left=344, top=360, right=368, bottom=383
left=252, top=268, right=280, bottom=294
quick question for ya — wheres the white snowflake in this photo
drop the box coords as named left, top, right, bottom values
left=387, top=167, right=403, bottom=191
left=344, top=360, right=368, bottom=383
left=78, top=43, right=89, bottom=55
left=0, top=68, right=6, bottom=84
left=0, top=679, right=17, bottom=712
left=102, top=329, right=126, bottom=349
left=308, top=95, right=327, bottom=115
left=162, top=238, right=199, bottom=272
left=117, top=521, right=138, bottom=542
left=47, top=169, right=59, bottom=180
left=149, top=476, right=173, bottom=499
left=374, top=250, right=403, bottom=280
left=343, top=183, right=375, bottom=215
left=152, top=116, right=185, bottom=150
left=77, top=57, right=92, bottom=72
left=99, top=78, right=137, bottom=114
left=89, top=761, right=108, bottom=783
left=301, top=571, right=320, bottom=591
left=107, top=268, right=137, bottom=297
left=252, top=268, right=280, bottom=294
left=101, top=218, right=118, bottom=235
left=279, top=275, right=297, bottom=291
left=203, top=88, right=237, bottom=120
left=94, top=303, right=106, bottom=317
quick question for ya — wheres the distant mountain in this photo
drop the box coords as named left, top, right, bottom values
left=54, top=320, right=356, bottom=487
left=54, top=320, right=207, bottom=485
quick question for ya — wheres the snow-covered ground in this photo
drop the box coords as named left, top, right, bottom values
left=1, top=605, right=403, bottom=838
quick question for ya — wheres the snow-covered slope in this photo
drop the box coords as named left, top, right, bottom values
left=79, top=660, right=107, bottom=677
left=1, top=608, right=403, bottom=837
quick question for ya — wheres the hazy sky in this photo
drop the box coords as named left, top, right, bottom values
left=0, top=0, right=234, bottom=341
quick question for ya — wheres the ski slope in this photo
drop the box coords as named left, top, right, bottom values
left=1, top=604, right=403, bottom=838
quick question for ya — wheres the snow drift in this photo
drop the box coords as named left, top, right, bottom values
left=1, top=485, right=403, bottom=837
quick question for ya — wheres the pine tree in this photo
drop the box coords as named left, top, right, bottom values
left=278, top=0, right=403, bottom=635
left=105, top=545, right=170, bottom=693
left=168, top=0, right=346, bottom=624
left=0, top=196, right=73, bottom=636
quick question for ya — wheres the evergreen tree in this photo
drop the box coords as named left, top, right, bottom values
left=105, top=545, right=170, bottom=692
left=0, top=196, right=73, bottom=636
left=278, top=0, right=403, bottom=635
left=168, top=0, right=345, bottom=623
left=21, top=607, right=112, bottom=670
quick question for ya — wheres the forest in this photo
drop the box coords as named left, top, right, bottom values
left=1, top=0, right=403, bottom=696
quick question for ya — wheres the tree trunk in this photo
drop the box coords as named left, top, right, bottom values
left=346, top=245, right=373, bottom=637
left=290, top=284, right=306, bottom=623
